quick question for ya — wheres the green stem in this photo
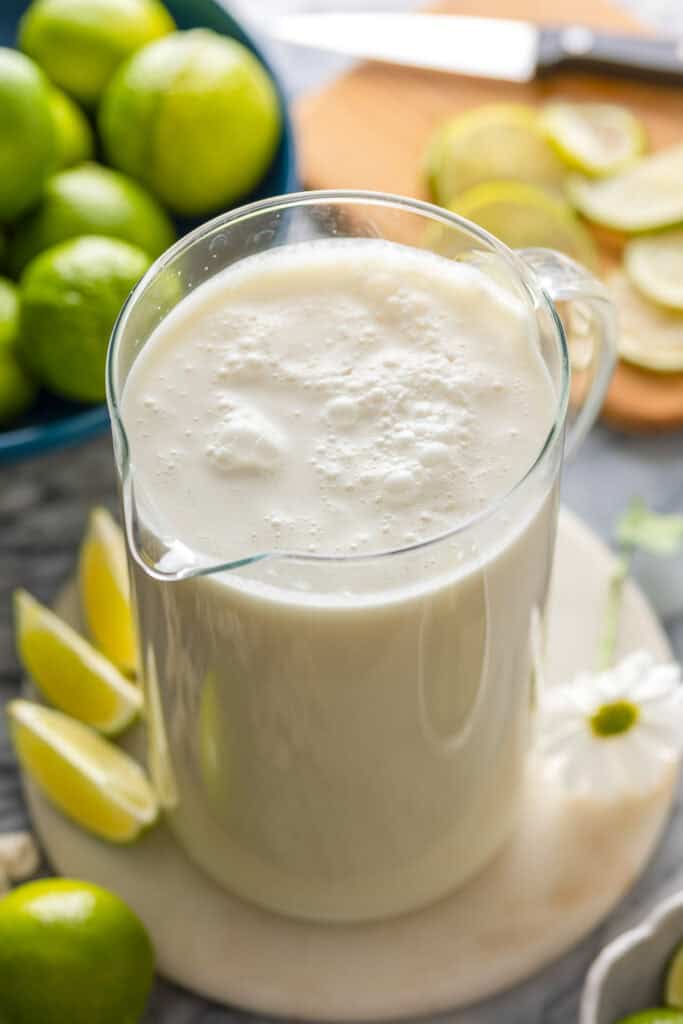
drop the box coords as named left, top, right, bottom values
left=596, top=549, right=632, bottom=671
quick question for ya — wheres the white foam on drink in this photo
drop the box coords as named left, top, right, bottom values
left=122, top=238, right=555, bottom=566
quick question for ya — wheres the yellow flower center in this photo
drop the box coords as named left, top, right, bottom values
left=590, top=699, right=639, bottom=738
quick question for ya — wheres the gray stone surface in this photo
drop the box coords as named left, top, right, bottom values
left=2, top=2, right=683, bottom=1020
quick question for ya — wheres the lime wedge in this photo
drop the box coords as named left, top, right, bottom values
left=14, top=589, right=142, bottom=736
left=625, top=228, right=683, bottom=311
left=668, top=942, right=683, bottom=1009
left=568, top=143, right=683, bottom=232
left=79, top=507, right=137, bottom=675
left=608, top=269, right=683, bottom=373
left=425, top=103, right=565, bottom=207
left=541, top=101, right=644, bottom=177
left=450, top=180, right=599, bottom=269
left=7, top=699, right=158, bottom=843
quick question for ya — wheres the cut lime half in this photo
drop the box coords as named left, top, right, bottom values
left=425, top=103, right=565, bottom=207
left=568, top=143, right=683, bottom=232
left=450, top=180, right=599, bottom=270
left=625, top=228, right=683, bottom=311
left=7, top=699, right=158, bottom=843
left=541, top=101, right=644, bottom=177
left=608, top=269, right=683, bottom=373
left=14, top=589, right=142, bottom=736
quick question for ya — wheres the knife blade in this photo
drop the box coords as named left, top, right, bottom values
left=268, top=12, right=683, bottom=84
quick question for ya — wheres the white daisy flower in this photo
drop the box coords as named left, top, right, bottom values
left=538, top=650, right=683, bottom=799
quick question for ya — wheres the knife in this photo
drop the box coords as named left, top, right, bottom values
left=268, top=12, right=683, bottom=84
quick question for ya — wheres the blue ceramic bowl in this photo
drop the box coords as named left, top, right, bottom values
left=0, top=0, right=298, bottom=463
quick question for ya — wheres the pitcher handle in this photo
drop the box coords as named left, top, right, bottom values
left=518, top=248, right=618, bottom=458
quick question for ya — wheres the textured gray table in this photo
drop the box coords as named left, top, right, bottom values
left=2, top=2, right=683, bottom=1021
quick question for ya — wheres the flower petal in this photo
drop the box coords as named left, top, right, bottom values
left=538, top=652, right=683, bottom=799
left=632, top=664, right=682, bottom=704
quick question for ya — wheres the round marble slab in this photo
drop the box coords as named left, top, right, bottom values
left=23, top=509, right=677, bottom=1022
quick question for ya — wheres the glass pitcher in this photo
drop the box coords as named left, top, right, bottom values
left=107, top=191, right=616, bottom=923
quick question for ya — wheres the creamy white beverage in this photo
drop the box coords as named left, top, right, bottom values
left=122, top=238, right=558, bottom=921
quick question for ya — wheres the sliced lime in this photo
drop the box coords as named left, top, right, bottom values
left=425, top=103, right=565, bottom=207
left=14, top=589, right=142, bottom=735
left=450, top=180, right=599, bottom=269
left=625, top=228, right=683, bottom=311
left=607, top=269, right=683, bottom=373
left=7, top=699, right=158, bottom=843
left=568, top=143, right=683, bottom=232
left=541, top=101, right=644, bottom=177
left=667, top=941, right=683, bottom=1008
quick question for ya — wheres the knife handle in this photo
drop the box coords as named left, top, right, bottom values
left=537, top=26, right=683, bottom=83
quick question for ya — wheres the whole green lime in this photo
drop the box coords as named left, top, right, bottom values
left=19, top=235, right=150, bottom=402
left=99, top=29, right=281, bottom=216
left=0, top=276, right=37, bottom=424
left=48, top=86, right=94, bottom=169
left=0, top=48, right=56, bottom=222
left=0, top=276, right=19, bottom=352
left=0, top=877, right=154, bottom=1024
left=0, top=353, right=38, bottom=426
left=11, top=163, right=175, bottom=275
left=19, top=0, right=175, bottom=107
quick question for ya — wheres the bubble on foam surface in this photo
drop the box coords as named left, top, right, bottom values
left=323, top=395, right=359, bottom=429
left=382, top=466, right=423, bottom=507
left=205, top=400, right=286, bottom=475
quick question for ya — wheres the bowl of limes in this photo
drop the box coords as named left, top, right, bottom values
left=0, top=0, right=297, bottom=463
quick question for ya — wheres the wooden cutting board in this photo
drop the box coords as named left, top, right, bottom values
left=295, top=0, right=683, bottom=433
